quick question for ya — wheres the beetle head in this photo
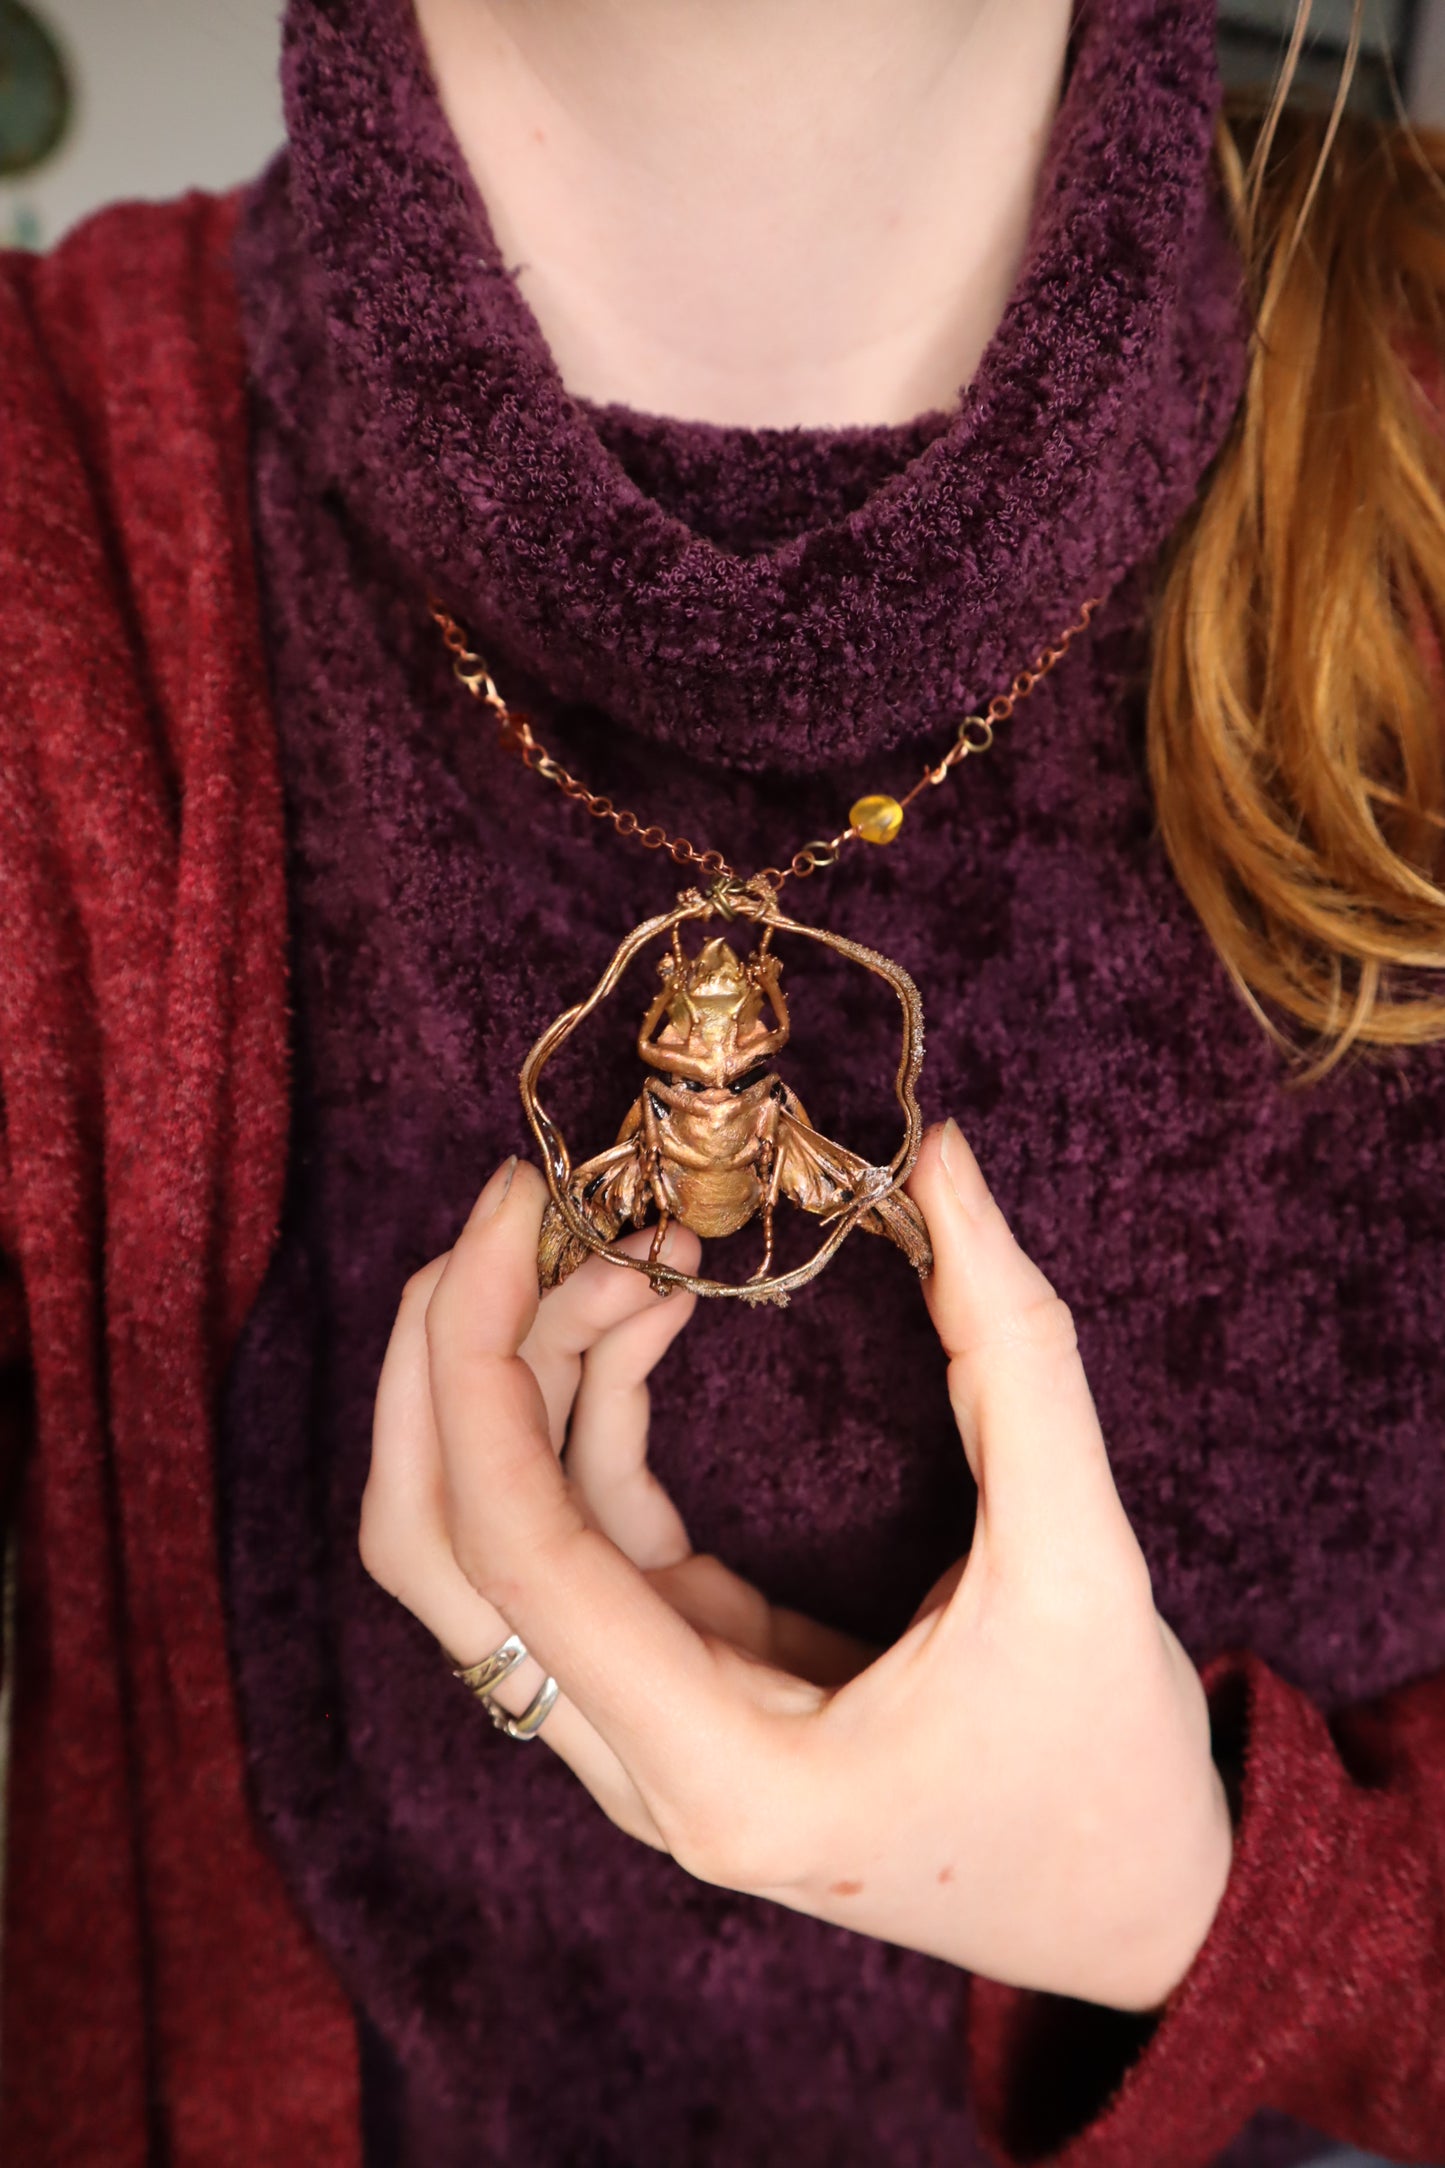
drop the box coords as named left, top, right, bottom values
left=668, top=935, right=763, bottom=1031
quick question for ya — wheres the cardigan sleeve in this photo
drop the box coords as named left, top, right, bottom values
left=0, top=1145, right=27, bottom=1695
left=966, top=1646, right=1445, bottom=2167
left=0, top=197, right=361, bottom=2168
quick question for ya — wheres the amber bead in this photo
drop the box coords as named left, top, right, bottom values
left=849, top=793, right=905, bottom=845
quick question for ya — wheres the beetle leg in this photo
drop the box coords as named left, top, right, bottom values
left=753, top=1145, right=777, bottom=1279
left=748, top=1097, right=787, bottom=1283
left=640, top=1089, right=675, bottom=1286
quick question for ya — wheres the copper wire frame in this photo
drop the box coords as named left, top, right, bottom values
left=519, top=883, right=928, bottom=1307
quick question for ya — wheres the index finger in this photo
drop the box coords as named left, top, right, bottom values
left=425, top=1159, right=755, bottom=1795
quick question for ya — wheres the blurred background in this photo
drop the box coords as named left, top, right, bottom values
left=0, top=0, right=283, bottom=247
left=5, top=0, right=1445, bottom=251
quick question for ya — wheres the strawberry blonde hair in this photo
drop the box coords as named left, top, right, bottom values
left=1150, top=0, right=1445, bottom=1073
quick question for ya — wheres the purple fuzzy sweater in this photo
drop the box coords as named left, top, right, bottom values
left=220, top=1, right=1445, bottom=2162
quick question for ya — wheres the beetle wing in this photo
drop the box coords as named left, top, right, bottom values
left=772, top=1093, right=857, bottom=1216
left=775, top=1089, right=933, bottom=1276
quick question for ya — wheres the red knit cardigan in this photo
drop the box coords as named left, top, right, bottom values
left=1, top=193, right=1442, bottom=2168
left=0, top=195, right=360, bottom=2167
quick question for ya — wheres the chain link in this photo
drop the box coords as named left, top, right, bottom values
left=433, top=594, right=1098, bottom=887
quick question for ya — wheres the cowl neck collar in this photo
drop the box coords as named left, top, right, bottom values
left=240, top=0, right=1246, bottom=777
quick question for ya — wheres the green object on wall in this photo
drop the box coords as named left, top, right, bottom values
left=0, top=0, right=72, bottom=179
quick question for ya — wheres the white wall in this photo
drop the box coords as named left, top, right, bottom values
left=0, top=0, right=285, bottom=250
left=7, top=0, right=1445, bottom=255
left=1409, top=0, right=1445, bottom=128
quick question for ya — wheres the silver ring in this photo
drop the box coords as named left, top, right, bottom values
left=453, top=1631, right=529, bottom=1697
left=452, top=1632, right=559, bottom=1742
left=485, top=1671, right=559, bottom=1742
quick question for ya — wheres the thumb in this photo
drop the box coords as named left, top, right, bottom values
left=907, top=1120, right=1137, bottom=1586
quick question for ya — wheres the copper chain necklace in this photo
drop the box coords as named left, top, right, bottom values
left=434, top=595, right=1098, bottom=1308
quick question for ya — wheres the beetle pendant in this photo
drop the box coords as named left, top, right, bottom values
left=522, top=882, right=932, bottom=1309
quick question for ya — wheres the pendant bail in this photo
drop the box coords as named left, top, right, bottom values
left=704, top=872, right=776, bottom=921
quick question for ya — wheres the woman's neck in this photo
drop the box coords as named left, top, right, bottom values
left=413, top=0, right=1075, bottom=428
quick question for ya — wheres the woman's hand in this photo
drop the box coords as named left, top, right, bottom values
left=360, top=1122, right=1234, bottom=2014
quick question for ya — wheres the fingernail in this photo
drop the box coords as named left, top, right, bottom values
left=939, top=1119, right=990, bottom=1222
left=475, top=1155, right=518, bottom=1223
